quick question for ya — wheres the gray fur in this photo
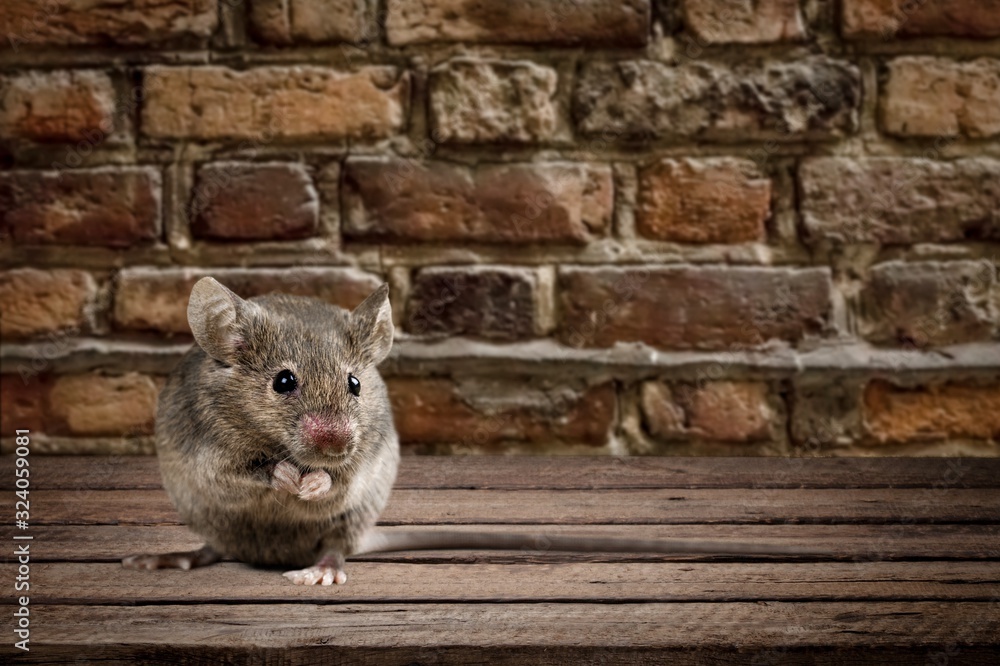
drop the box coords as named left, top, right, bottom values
left=125, top=278, right=829, bottom=585
left=155, top=279, right=398, bottom=568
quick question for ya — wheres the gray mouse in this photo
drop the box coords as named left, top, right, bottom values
left=123, top=277, right=827, bottom=586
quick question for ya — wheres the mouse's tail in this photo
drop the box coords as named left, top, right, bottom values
left=354, top=529, right=831, bottom=557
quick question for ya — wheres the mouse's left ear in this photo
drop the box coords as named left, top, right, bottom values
left=188, top=277, right=259, bottom=365
left=351, top=283, right=394, bottom=364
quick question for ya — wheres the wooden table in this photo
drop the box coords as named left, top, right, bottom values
left=3, top=455, right=999, bottom=664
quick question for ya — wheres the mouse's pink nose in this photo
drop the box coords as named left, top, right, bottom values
left=301, top=414, right=352, bottom=453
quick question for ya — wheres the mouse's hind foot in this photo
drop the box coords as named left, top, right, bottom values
left=122, top=545, right=221, bottom=571
left=283, top=551, right=347, bottom=585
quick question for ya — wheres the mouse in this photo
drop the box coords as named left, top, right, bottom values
left=123, top=277, right=829, bottom=586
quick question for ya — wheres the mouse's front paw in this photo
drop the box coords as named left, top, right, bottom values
left=271, top=460, right=303, bottom=495
left=298, top=470, right=333, bottom=501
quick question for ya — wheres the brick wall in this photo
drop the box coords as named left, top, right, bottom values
left=1, top=0, right=998, bottom=457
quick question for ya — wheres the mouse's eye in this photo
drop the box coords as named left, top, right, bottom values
left=347, top=374, right=361, bottom=397
left=273, top=369, right=298, bottom=394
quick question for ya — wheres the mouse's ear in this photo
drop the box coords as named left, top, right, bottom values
left=351, top=283, right=393, bottom=364
left=187, top=277, right=257, bottom=364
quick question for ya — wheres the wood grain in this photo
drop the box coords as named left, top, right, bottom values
left=29, top=487, right=1000, bottom=525
left=15, top=560, right=1000, bottom=604
left=4, top=454, right=998, bottom=663
left=9, top=524, right=1000, bottom=564
left=17, top=602, right=1000, bottom=664
left=4, top=455, right=997, bottom=490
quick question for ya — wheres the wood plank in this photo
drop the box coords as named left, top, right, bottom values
left=3, top=454, right=997, bottom=490
left=15, top=561, right=1000, bottom=605
left=6, top=453, right=998, bottom=664
left=28, top=487, right=1000, bottom=526
left=10, top=524, right=1000, bottom=564
left=17, top=602, right=1000, bottom=664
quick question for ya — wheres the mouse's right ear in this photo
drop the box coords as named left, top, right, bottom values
left=187, top=277, right=257, bottom=364
left=351, top=283, right=393, bottom=364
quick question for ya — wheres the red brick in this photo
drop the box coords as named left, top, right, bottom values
left=389, top=378, right=615, bottom=447
left=113, top=267, right=382, bottom=334
left=0, top=269, right=95, bottom=339
left=0, top=0, right=218, bottom=48
left=637, top=158, right=770, bottom=243
left=48, top=372, right=161, bottom=437
left=385, top=0, right=650, bottom=47
left=800, top=158, right=1000, bottom=244
left=343, top=158, right=611, bottom=245
left=882, top=58, right=1000, bottom=139
left=683, top=0, right=806, bottom=43
left=860, top=261, right=996, bottom=347
left=142, top=66, right=408, bottom=141
left=429, top=59, right=559, bottom=144
left=0, top=167, right=161, bottom=247
left=843, top=0, right=1000, bottom=39
left=0, top=373, right=49, bottom=434
left=190, top=162, right=319, bottom=241
left=249, top=0, right=365, bottom=44
left=864, top=381, right=1000, bottom=444
left=0, top=70, right=114, bottom=143
left=641, top=381, right=775, bottom=442
left=406, top=267, right=538, bottom=340
left=557, top=267, right=832, bottom=350
left=574, top=57, right=860, bottom=141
